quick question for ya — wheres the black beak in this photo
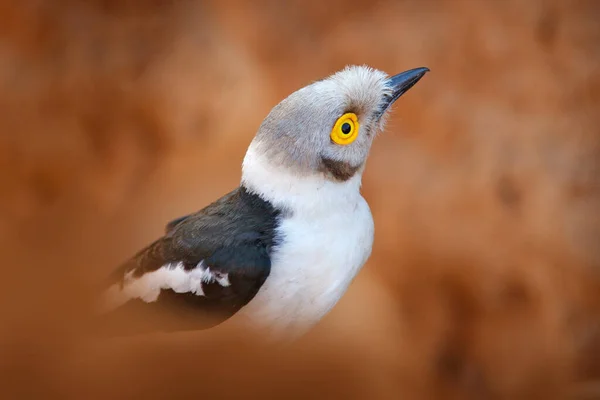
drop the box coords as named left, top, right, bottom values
left=377, top=67, right=429, bottom=116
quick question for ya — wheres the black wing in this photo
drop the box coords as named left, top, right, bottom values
left=97, top=187, right=281, bottom=336
left=164, top=214, right=191, bottom=233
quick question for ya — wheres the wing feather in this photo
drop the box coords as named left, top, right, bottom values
left=97, top=187, right=279, bottom=336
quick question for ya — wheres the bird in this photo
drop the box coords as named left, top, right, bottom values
left=99, top=65, right=429, bottom=339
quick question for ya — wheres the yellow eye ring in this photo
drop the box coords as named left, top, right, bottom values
left=330, top=113, right=359, bottom=145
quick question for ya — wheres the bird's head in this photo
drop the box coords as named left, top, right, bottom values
left=245, top=65, right=428, bottom=184
left=242, top=65, right=428, bottom=208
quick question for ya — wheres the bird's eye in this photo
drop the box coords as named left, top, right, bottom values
left=330, top=113, right=359, bottom=145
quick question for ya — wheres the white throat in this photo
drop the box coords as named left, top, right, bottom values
left=241, top=141, right=364, bottom=214
left=239, top=140, right=374, bottom=338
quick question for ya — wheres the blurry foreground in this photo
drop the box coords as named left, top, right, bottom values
left=0, top=0, right=599, bottom=399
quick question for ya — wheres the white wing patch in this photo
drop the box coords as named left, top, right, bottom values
left=101, top=261, right=230, bottom=312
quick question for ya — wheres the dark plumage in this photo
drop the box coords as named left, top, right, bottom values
left=99, top=186, right=282, bottom=335
left=319, top=157, right=363, bottom=182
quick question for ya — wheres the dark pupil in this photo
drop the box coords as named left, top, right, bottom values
left=341, top=122, right=352, bottom=134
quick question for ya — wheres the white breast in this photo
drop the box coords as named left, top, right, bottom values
left=238, top=142, right=375, bottom=337
left=241, top=196, right=374, bottom=336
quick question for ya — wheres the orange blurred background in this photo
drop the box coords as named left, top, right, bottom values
left=0, top=0, right=599, bottom=398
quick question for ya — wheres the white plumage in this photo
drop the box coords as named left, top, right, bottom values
left=239, top=141, right=374, bottom=336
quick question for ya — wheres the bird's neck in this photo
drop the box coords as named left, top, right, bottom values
left=241, top=141, right=364, bottom=215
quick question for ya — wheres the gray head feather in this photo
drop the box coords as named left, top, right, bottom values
left=251, top=65, right=396, bottom=181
